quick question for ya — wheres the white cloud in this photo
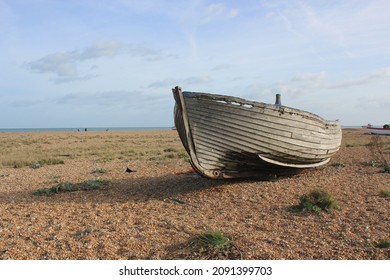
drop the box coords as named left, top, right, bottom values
left=264, top=67, right=390, bottom=98
left=25, top=41, right=167, bottom=82
left=203, top=3, right=239, bottom=23
left=329, top=68, right=390, bottom=89
left=27, top=52, right=78, bottom=77
left=78, top=41, right=122, bottom=60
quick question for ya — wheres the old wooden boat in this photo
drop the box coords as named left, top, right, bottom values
left=367, top=124, right=390, bottom=135
left=172, top=86, right=342, bottom=179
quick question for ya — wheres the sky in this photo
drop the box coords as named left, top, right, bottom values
left=0, top=0, right=389, bottom=128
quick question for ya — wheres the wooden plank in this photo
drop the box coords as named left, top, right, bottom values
left=191, top=124, right=335, bottom=162
left=188, top=110, right=341, bottom=148
left=185, top=94, right=339, bottom=132
left=188, top=113, right=340, bottom=152
left=186, top=98, right=341, bottom=139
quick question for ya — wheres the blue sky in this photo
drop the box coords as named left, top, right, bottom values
left=0, top=0, right=389, bottom=128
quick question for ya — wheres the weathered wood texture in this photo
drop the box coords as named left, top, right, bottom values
left=173, top=87, right=342, bottom=179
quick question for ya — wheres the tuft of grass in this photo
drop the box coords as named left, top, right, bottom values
left=366, top=135, right=390, bottom=173
left=74, top=228, right=93, bottom=238
left=91, top=168, right=107, bottom=174
left=362, top=160, right=382, bottom=167
left=30, top=162, right=42, bottom=169
left=95, top=157, right=113, bottom=163
left=379, top=189, right=390, bottom=198
left=375, top=239, right=390, bottom=249
left=164, top=148, right=178, bottom=153
left=177, top=229, right=243, bottom=260
left=12, top=158, right=65, bottom=169
left=298, top=189, right=340, bottom=213
left=177, top=152, right=190, bottom=161
left=32, top=179, right=109, bottom=196
left=331, top=162, right=345, bottom=168
left=193, top=230, right=230, bottom=249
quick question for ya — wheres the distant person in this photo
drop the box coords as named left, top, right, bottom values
left=85, top=128, right=87, bottom=132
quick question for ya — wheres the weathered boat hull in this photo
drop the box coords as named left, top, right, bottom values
left=173, top=86, right=342, bottom=179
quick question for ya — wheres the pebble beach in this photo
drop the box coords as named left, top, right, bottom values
left=0, top=129, right=389, bottom=260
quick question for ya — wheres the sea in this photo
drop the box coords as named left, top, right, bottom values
left=0, top=127, right=172, bottom=133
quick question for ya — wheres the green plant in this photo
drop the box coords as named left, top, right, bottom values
left=95, top=157, right=113, bottom=163
left=362, top=160, right=382, bottom=167
left=192, top=230, right=230, bottom=249
left=180, top=229, right=242, bottom=259
left=74, top=228, right=93, bottom=237
left=379, top=189, right=390, bottom=198
left=175, top=151, right=190, bottom=163
left=30, top=162, right=42, bottom=169
left=298, top=189, right=340, bottom=213
left=367, top=135, right=390, bottom=173
left=8, top=158, right=65, bottom=169
left=375, top=239, right=390, bottom=249
left=331, top=162, right=345, bottom=168
left=32, top=179, right=109, bottom=196
left=91, top=168, right=107, bottom=174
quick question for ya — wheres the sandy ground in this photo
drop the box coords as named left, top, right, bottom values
left=0, top=129, right=389, bottom=260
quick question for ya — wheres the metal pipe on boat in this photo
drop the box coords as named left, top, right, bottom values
left=275, top=94, right=282, bottom=106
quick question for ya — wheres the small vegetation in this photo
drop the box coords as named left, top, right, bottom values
left=362, top=160, right=383, bottom=167
left=177, top=152, right=190, bottom=162
left=163, top=148, right=178, bottom=153
left=367, top=135, right=390, bottom=173
left=375, top=239, right=390, bottom=249
left=193, top=230, right=230, bottom=249
left=331, top=162, right=345, bottom=168
left=91, top=168, right=107, bottom=174
left=297, top=189, right=340, bottom=213
left=379, top=189, right=390, bottom=198
left=74, top=228, right=93, bottom=238
left=32, top=179, right=109, bottom=196
left=178, top=229, right=242, bottom=260
left=9, top=158, right=65, bottom=169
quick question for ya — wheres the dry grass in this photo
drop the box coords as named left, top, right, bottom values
left=0, top=131, right=188, bottom=168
